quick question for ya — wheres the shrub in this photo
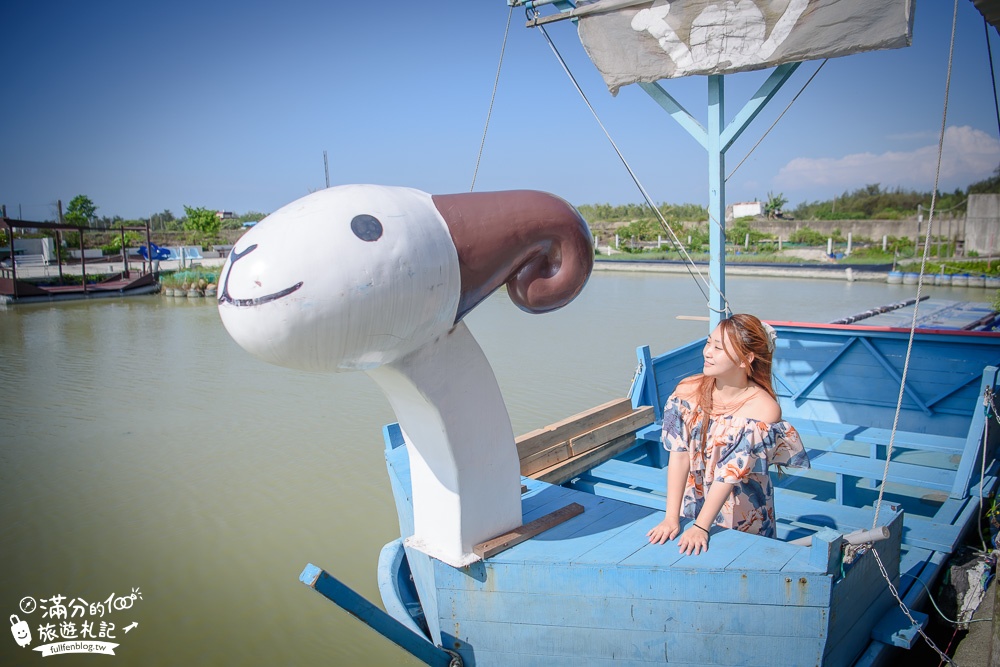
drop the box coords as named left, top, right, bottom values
left=788, top=226, right=826, bottom=245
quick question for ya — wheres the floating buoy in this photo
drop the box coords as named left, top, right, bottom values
left=951, top=273, right=969, bottom=287
left=902, top=272, right=919, bottom=285
left=968, top=274, right=985, bottom=288
left=933, top=274, right=951, bottom=286
left=887, top=271, right=903, bottom=284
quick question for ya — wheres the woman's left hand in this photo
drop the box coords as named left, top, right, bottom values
left=676, top=523, right=709, bottom=555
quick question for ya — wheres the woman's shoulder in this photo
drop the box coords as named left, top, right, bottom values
left=733, top=389, right=781, bottom=423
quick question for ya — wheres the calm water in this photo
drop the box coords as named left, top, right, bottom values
left=0, top=272, right=989, bottom=666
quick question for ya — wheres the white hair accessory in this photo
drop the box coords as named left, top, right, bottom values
left=762, top=322, right=778, bottom=353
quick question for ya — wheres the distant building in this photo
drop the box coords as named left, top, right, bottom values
left=216, top=211, right=237, bottom=220
left=729, top=201, right=763, bottom=220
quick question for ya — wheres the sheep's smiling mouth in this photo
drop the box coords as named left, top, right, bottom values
left=217, top=243, right=304, bottom=307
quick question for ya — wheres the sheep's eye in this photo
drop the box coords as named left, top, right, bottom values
left=351, top=214, right=383, bottom=242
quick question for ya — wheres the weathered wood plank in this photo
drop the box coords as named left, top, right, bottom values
left=515, top=397, right=633, bottom=459
left=530, top=433, right=638, bottom=485
left=871, top=606, right=928, bottom=648
left=499, top=497, right=654, bottom=564
left=518, top=404, right=654, bottom=478
left=441, top=588, right=829, bottom=635
left=724, top=534, right=802, bottom=571
left=774, top=490, right=964, bottom=552
left=808, top=449, right=956, bottom=491
left=568, top=405, right=655, bottom=455
left=437, top=559, right=832, bottom=606
left=587, top=457, right=666, bottom=491
left=519, top=440, right=572, bottom=477
left=473, top=503, right=584, bottom=559
left=789, top=417, right=965, bottom=452
left=519, top=485, right=578, bottom=524
left=442, top=618, right=825, bottom=665
left=623, top=522, right=752, bottom=570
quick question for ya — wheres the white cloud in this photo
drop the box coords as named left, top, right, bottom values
left=774, top=126, right=1000, bottom=196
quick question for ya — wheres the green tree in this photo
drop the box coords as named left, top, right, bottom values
left=183, top=205, right=222, bottom=238
left=65, top=195, right=97, bottom=227
left=726, top=218, right=769, bottom=246
left=969, top=165, right=1000, bottom=195
left=764, top=192, right=788, bottom=219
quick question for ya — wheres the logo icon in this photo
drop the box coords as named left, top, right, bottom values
left=10, top=614, right=31, bottom=648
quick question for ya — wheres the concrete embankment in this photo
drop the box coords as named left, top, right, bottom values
left=593, top=259, right=889, bottom=282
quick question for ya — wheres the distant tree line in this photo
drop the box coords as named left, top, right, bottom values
left=3, top=193, right=270, bottom=250
left=577, top=202, right=708, bottom=224
left=789, top=167, right=1000, bottom=220
left=581, top=166, right=1000, bottom=224
left=4, top=194, right=268, bottom=233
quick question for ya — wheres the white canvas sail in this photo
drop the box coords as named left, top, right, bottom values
left=574, top=0, right=915, bottom=93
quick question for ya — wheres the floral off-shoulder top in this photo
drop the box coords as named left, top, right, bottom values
left=661, top=395, right=810, bottom=538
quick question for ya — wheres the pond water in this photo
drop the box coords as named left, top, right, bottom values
left=0, top=271, right=989, bottom=666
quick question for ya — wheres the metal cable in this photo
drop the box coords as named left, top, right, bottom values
left=726, top=59, right=827, bottom=182
left=470, top=5, right=514, bottom=192
left=533, top=11, right=733, bottom=312
left=986, top=17, right=1000, bottom=141
left=872, top=0, right=958, bottom=529
left=867, top=2, right=961, bottom=663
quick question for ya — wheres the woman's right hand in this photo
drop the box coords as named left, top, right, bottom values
left=646, top=517, right=680, bottom=544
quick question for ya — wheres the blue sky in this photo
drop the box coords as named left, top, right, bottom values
left=2, top=1, right=999, bottom=221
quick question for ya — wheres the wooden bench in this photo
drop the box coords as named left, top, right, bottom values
left=791, top=419, right=965, bottom=454
left=806, top=449, right=956, bottom=502
left=517, top=397, right=655, bottom=486
left=637, top=416, right=965, bottom=455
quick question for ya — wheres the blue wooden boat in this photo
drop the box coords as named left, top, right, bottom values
left=324, top=320, right=996, bottom=667
left=216, top=1, right=1000, bottom=665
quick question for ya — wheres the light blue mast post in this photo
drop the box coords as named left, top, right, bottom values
left=707, top=75, right=726, bottom=330
left=639, top=63, right=800, bottom=332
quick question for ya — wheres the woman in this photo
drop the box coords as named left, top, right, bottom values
left=646, top=314, right=809, bottom=555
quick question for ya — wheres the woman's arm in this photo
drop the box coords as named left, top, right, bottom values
left=675, top=479, right=734, bottom=555
left=646, top=450, right=690, bottom=544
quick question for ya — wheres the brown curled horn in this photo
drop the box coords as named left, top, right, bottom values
left=432, top=190, right=594, bottom=322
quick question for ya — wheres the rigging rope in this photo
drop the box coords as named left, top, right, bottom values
left=726, top=59, right=827, bottom=182
left=868, top=1, right=962, bottom=663
left=530, top=9, right=730, bottom=315
left=470, top=4, right=514, bottom=192
left=871, top=0, right=958, bottom=529
left=986, top=17, right=1000, bottom=141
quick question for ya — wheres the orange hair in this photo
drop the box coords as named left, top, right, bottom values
left=686, top=314, right=777, bottom=443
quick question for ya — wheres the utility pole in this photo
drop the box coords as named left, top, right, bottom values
left=324, top=150, right=330, bottom=189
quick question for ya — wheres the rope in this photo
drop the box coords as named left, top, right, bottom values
left=726, top=59, right=827, bottom=182
left=865, top=2, right=962, bottom=663
left=871, top=0, right=958, bottom=530
left=530, top=10, right=731, bottom=315
left=470, top=4, right=514, bottom=192
left=986, top=17, right=1000, bottom=141
left=900, top=573, right=994, bottom=626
